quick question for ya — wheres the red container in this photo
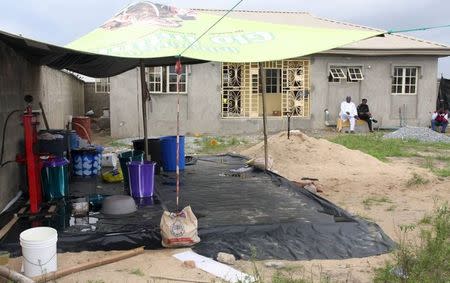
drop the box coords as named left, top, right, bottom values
left=72, top=116, right=92, bottom=142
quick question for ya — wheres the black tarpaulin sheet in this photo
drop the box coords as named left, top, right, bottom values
left=0, top=154, right=394, bottom=260
left=438, top=77, right=450, bottom=110
left=0, top=29, right=205, bottom=77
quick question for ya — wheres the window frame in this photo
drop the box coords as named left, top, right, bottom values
left=265, top=68, right=281, bottom=94
left=95, top=77, right=110, bottom=93
left=166, top=65, right=188, bottom=93
left=347, top=67, right=364, bottom=82
left=145, top=67, right=163, bottom=93
left=329, top=67, right=347, bottom=80
left=391, top=66, right=418, bottom=95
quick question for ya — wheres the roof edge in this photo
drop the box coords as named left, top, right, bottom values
left=192, top=8, right=310, bottom=15
left=321, top=48, right=450, bottom=57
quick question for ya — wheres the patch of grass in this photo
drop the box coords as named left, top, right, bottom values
left=329, top=133, right=450, bottom=161
left=362, top=196, right=392, bottom=209
left=87, top=280, right=105, bottom=283
left=406, top=173, right=430, bottom=187
left=433, top=167, right=450, bottom=178
left=272, top=271, right=310, bottom=283
left=422, top=157, right=450, bottom=178
left=419, top=214, right=433, bottom=225
left=374, top=203, right=450, bottom=283
left=194, top=136, right=248, bottom=154
left=386, top=205, right=397, bottom=212
left=241, top=248, right=335, bottom=283
left=108, top=140, right=130, bottom=148
left=129, top=268, right=145, bottom=277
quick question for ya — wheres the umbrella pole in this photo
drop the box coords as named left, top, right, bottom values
left=139, top=60, right=149, bottom=161
left=259, top=64, right=269, bottom=171
left=176, top=71, right=181, bottom=211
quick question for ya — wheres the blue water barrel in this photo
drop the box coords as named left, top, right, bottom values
left=160, top=136, right=185, bottom=172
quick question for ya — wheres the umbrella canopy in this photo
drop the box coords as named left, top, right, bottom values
left=67, top=1, right=381, bottom=63
left=0, top=1, right=382, bottom=77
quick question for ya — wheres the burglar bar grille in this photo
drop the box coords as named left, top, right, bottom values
left=222, top=59, right=310, bottom=118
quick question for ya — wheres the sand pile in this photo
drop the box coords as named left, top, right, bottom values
left=241, top=131, right=412, bottom=190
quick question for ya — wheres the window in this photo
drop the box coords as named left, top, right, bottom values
left=329, top=68, right=346, bottom=80
left=265, top=69, right=281, bottom=93
left=146, top=67, right=163, bottom=93
left=167, top=65, right=187, bottom=93
left=329, top=66, right=364, bottom=83
left=347, top=67, right=364, bottom=82
left=145, top=65, right=188, bottom=93
left=392, top=67, right=418, bottom=95
left=95, top=78, right=110, bottom=93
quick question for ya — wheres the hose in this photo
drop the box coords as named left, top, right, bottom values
left=0, top=109, right=22, bottom=168
left=71, top=122, right=92, bottom=144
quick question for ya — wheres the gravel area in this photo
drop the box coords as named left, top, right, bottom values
left=383, top=127, right=450, bottom=143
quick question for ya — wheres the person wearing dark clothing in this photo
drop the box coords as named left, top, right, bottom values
left=357, top=99, right=378, bottom=132
left=431, top=108, right=448, bottom=133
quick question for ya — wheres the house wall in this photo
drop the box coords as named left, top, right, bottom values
left=0, top=41, right=84, bottom=211
left=84, top=82, right=110, bottom=117
left=310, top=55, right=438, bottom=128
left=40, top=67, right=85, bottom=129
left=110, top=56, right=439, bottom=138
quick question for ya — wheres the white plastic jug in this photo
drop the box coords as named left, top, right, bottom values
left=20, top=227, right=58, bottom=277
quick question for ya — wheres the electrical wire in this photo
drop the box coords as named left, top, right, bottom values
left=0, top=109, right=22, bottom=167
left=387, top=24, right=450, bottom=34
left=178, top=0, right=244, bottom=56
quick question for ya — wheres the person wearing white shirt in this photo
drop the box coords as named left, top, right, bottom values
left=339, top=96, right=358, bottom=133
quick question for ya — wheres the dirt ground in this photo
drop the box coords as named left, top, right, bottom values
left=5, top=131, right=450, bottom=283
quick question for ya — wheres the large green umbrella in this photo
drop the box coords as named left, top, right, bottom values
left=67, top=2, right=379, bottom=62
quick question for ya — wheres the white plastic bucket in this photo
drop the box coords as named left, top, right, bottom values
left=20, top=227, right=58, bottom=277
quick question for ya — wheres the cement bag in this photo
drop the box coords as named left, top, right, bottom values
left=246, top=156, right=274, bottom=171
left=160, top=206, right=200, bottom=248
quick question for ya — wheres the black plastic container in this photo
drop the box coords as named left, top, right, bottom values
left=132, top=138, right=162, bottom=174
left=38, top=130, right=69, bottom=157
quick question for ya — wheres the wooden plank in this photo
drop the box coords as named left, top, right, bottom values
left=33, top=247, right=145, bottom=283
left=0, top=207, right=27, bottom=240
left=45, top=205, right=57, bottom=218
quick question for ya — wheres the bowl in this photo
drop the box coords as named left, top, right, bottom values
left=101, top=195, right=137, bottom=215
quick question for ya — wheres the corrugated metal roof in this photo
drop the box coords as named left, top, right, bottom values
left=194, top=8, right=450, bottom=55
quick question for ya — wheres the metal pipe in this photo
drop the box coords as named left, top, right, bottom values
left=287, top=114, right=291, bottom=139
left=258, top=64, right=269, bottom=171
left=139, top=61, right=149, bottom=161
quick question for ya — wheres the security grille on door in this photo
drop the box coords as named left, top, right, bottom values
left=282, top=60, right=310, bottom=117
left=222, top=60, right=310, bottom=118
left=221, top=63, right=259, bottom=118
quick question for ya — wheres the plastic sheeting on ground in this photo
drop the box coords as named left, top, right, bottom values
left=0, top=154, right=394, bottom=260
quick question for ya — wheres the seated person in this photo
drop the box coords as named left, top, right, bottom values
left=339, top=96, right=358, bottom=133
left=357, top=98, right=378, bottom=132
left=431, top=108, right=448, bottom=133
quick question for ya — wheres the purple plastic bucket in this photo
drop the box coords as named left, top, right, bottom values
left=127, top=161, right=156, bottom=198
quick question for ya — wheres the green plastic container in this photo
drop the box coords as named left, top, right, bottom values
left=41, top=157, right=69, bottom=201
left=118, top=150, right=144, bottom=189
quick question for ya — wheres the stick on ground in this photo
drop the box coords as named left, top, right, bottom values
left=33, top=247, right=145, bottom=283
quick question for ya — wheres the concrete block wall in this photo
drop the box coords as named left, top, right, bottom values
left=0, top=41, right=84, bottom=211
left=84, top=82, right=110, bottom=117
left=110, top=57, right=439, bottom=138
left=40, top=66, right=85, bottom=129
left=310, top=55, right=439, bottom=129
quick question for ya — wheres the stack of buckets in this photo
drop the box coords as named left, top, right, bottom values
left=119, top=136, right=185, bottom=198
